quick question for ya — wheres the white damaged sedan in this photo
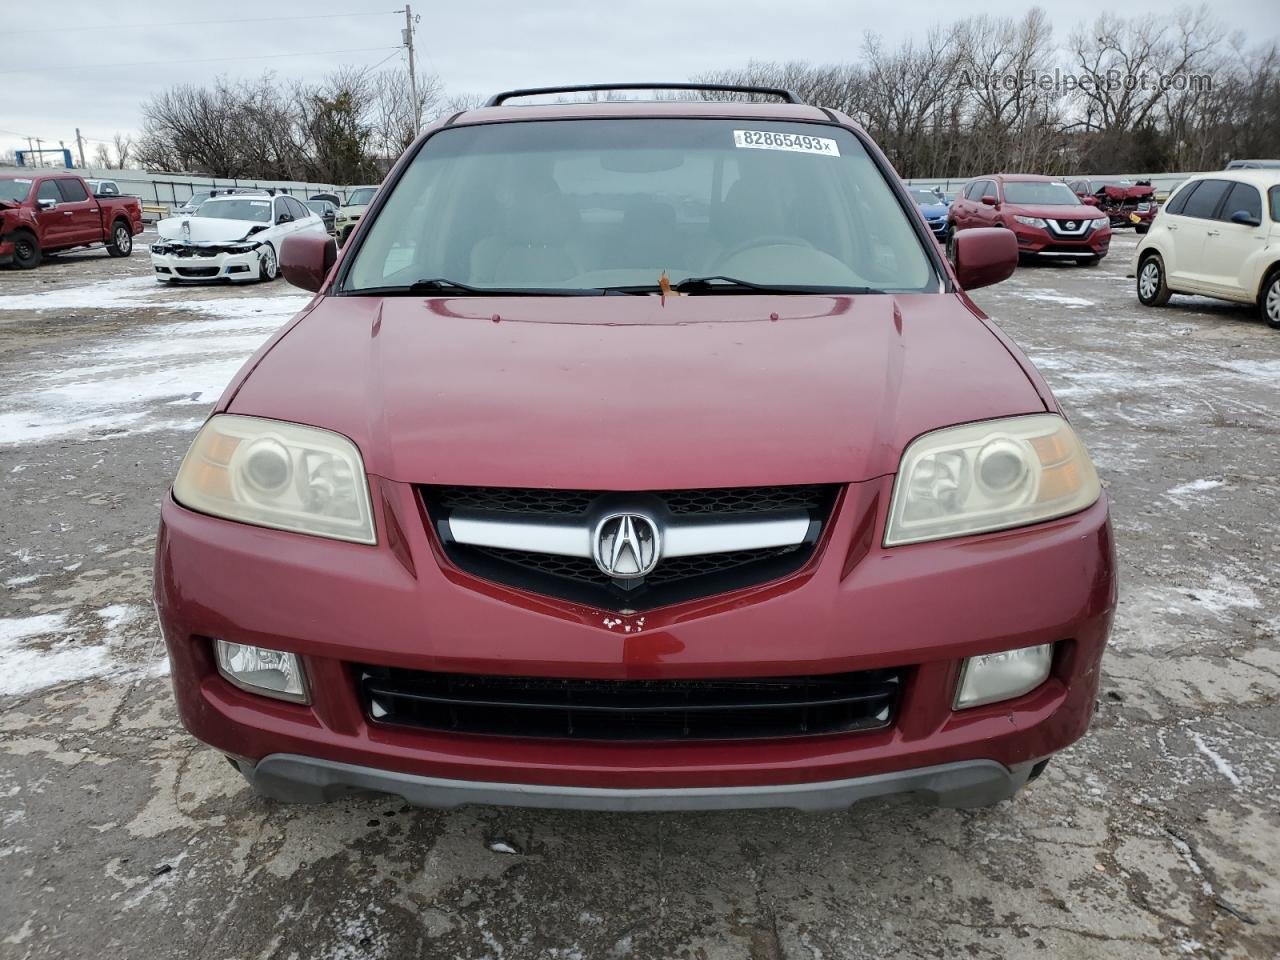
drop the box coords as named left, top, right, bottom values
left=151, top=193, right=329, bottom=284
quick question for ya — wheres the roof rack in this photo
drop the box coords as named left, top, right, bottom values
left=483, top=83, right=802, bottom=107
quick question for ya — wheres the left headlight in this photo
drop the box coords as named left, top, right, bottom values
left=173, top=414, right=376, bottom=544
left=884, top=414, right=1101, bottom=546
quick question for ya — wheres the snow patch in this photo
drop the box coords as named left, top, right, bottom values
left=1190, top=732, right=1242, bottom=787
left=1019, top=292, right=1095, bottom=308
left=0, top=613, right=113, bottom=697
left=0, top=276, right=159, bottom=312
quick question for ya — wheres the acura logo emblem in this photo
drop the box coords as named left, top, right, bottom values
left=593, top=513, right=660, bottom=579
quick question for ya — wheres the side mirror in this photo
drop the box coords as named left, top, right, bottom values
left=276, top=213, right=293, bottom=225
left=951, top=227, right=1018, bottom=290
left=1229, top=210, right=1261, bottom=227
left=980, top=195, right=999, bottom=207
left=281, top=232, right=337, bottom=292
left=37, top=198, right=57, bottom=211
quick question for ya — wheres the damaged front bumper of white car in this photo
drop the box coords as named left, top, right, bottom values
left=150, top=240, right=265, bottom=282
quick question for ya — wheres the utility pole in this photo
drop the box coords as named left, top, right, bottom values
left=402, top=5, right=422, bottom=133
left=75, top=128, right=86, bottom=168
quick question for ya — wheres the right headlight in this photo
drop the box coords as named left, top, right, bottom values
left=1014, top=215, right=1047, bottom=227
left=173, top=414, right=376, bottom=544
left=884, top=414, right=1100, bottom=546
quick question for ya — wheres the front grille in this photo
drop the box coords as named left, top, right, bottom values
left=430, top=484, right=833, bottom=516
left=357, top=666, right=903, bottom=741
left=423, top=484, right=839, bottom=610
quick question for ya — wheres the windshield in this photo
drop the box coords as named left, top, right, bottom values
left=1003, top=182, right=1080, bottom=206
left=347, top=187, right=377, bottom=206
left=344, top=119, right=938, bottom=294
left=195, top=198, right=272, bottom=222
left=0, top=178, right=33, bottom=203
left=910, top=189, right=940, bottom=204
left=305, top=200, right=330, bottom=214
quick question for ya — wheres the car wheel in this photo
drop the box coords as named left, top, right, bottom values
left=106, top=220, right=133, bottom=258
left=257, top=244, right=279, bottom=282
left=11, top=230, right=40, bottom=269
left=1136, top=253, right=1171, bottom=307
left=1260, top=270, right=1280, bottom=330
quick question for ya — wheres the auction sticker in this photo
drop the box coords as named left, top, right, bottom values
left=733, top=130, right=840, bottom=156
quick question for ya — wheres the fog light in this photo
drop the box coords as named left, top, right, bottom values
left=955, top=643, right=1052, bottom=709
left=213, top=640, right=308, bottom=703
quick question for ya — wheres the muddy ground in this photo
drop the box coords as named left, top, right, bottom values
left=1, top=233, right=1277, bottom=959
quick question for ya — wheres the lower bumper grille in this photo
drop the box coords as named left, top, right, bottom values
left=357, top=666, right=903, bottom=741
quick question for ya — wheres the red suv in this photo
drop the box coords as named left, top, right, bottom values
left=950, top=174, right=1111, bottom=265
left=155, top=85, right=1115, bottom=813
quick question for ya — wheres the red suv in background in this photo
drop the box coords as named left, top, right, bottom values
left=155, top=85, right=1115, bottom=814
left=950, top=174, right=1111, bottom=265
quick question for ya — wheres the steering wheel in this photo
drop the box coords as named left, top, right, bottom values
left=713, top=234, right=816, bottom=270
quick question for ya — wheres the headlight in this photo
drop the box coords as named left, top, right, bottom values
left=173, top=414, right=376, bottom=544
left=214, top=639, right=308, bottom=702
left=955, top=643, right=1053, bottom=709
left=1014, top=215, right=1047, bottom=227
left=884, top=414, right=1100, bottom=546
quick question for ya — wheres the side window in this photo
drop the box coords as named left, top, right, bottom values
left=56, top=179, right=88, bottom=202
left=37, top=180, right=61, bottom=204
left=1181, top=179, right=1231, bottom=220
left=1219, top=182, right=1261, bottom=222
left=100, top=182, right=119, bottom=196
left=273, top=198, right=290, bottom=222
left=1270, top=186, right=1280, bottom=224
left=288, top=197, right=309, bottom=218
left=1164, top=181, right=1197, bottom=216
left=962, top=182, right=981, bottom=201
left=982, top=180, right=998, bottom=200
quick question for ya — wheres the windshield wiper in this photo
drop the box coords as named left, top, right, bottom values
left=674, top=275, right=884, bottom=295
left=348, top=277, right=613, bottom=297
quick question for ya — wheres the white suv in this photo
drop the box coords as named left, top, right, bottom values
left=1133, top=170, right=1280, bottom=330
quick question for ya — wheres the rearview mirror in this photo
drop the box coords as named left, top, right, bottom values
left=1229, top=210, right=1260, bottom=227
left=281, top=232, right=337, bottom=292
left=951, top=228, right=1018, bottom=290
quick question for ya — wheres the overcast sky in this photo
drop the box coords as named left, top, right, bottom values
left=3, top=0, right=1275, bottom=160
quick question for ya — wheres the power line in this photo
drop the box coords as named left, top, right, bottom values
left=7, top=11, right=401, bottom=35
left=0, top=45, right=403, bottom=76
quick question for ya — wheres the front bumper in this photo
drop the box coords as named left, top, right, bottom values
left=238, top=753, right=1039, bottom=810
left=155, top=476, right=1115, bottom=805
left=1013, top=225, right=1110, bottom=257
left=151, top=247, right=259, bottom=281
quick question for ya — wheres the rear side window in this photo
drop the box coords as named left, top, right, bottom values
left=1163, top=181, right=1197, bottom=216
left=1218, top=182, right=1261, bottom=222
left=1271, top=186, right=1280, bottom=223
left=1181, top=179, right=1231, bottom=219
left=56, top=179, right=88, bottom=202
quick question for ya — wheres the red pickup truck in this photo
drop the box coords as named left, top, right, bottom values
left=0, top=171, right=143, bottom=269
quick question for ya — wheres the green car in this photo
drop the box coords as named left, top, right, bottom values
left=335, top=186, right=378, bottom=245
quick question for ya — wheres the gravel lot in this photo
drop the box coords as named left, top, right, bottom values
left=1, top=232, right=1277, bottom=960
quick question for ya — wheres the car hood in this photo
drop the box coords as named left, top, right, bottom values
left=336, top=204, right=367, bottom=217
left=916, top=202, right=948, bottom=218
left=228, top=293, right=1047, bottom=488
left=156, top=216, right=267, bottom=242
left=1007, top=203, right=1107, bottom=222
